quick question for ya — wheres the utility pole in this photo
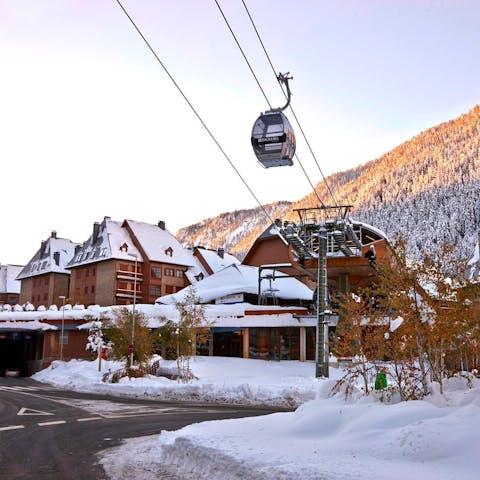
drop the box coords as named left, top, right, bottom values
left=315, top=226, right=329, bottom=378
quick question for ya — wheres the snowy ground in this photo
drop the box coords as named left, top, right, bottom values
left=33, top=357, right=480, bottom=480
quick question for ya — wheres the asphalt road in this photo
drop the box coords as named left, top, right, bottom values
left=0, top=377, right=284, bottom=479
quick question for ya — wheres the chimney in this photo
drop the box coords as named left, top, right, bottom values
left=274, top=218, right=282, bottom=228
left=74, top=245, right=82, bottom=255
left=40, top=240, right=47, bottom=256
left=92, top=222, right=100, bottom=242
left=51, top=230, right=57, bottom=239
left=53, top=251, right=60, bottom=266
left=217, top=248, right=225, bottom=259
left=158, top=220, right=166, bottom=230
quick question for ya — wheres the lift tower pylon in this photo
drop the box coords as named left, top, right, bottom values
left=277, top=205, right=362, bottom=378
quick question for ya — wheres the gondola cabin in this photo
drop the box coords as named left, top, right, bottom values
left=251, top=111, right=296, bottom=168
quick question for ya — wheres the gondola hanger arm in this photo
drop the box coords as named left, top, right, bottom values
left=276, top=72, right=293, bottom=112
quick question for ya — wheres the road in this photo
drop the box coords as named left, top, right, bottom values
left=0, top=377, right=283, bottom=479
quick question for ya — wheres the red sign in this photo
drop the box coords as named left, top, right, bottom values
left=128, top=344, right=134, bottom=354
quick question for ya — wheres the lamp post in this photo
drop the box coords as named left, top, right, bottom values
left=127, top=253, right=138, bottom=367
left=59, top=295, right=66, bottom=361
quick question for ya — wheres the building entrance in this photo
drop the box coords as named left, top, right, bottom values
left=0, top=331, right=44, bottom=376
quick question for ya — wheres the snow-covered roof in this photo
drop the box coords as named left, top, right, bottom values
left=16, top=233, right=80, bottom=280
left=0, top=320, right=57, bottom=331
left=157, top=264, right=313, bottom=305
left=67, top=217, right=143, bottom=268
left=76, top=303, right=311, bottom=329
left=351, top=219, right=389, bottom=243
left=183, top=248, right=241, bottom=285
left=0, top=264, right=23, bottom=293
left=124, top=220, right=194, bottom=267
left=194, top=247, right=240, bottom=273
left=183, top=257, right=208, bottom=284
left=0, top=302, right=311, bottom=331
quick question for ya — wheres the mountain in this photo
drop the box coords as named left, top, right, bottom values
left=176, top=201, right=292, bottom=257
left=177, top=106, right=480, bottom=261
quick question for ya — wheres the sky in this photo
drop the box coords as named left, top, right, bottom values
left=31, top=356, right=480, bottom=480
left=1, top=0, right=479, bottom=265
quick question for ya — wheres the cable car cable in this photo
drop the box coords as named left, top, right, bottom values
left=213, top=0, right=272, bottom=110
left=114, top=0, right=277, bottom=228
left=213, top=0, right=325, bottom=208
left=241, top=0, right=339, bottom=208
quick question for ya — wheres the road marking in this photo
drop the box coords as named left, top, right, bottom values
left=18, top=407, right=53, bottom=416
left=37, top=420, right=66, bottom=426
left=0, top=386, right=54, bottom=393
left=77, top=417, right=102, bottom=422
left=0, top=425, right=25, bottom=431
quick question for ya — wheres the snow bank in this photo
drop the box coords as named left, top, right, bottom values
left=32, top=356, right=334, bottom=407
left=133, top=382, right=480, bottom=480
left=33, top=357, right=480, bottom=480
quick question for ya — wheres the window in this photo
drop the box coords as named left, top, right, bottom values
left=84, top=286, right=89, bottom=294
left=77, top=270, right=82, bottom=279
left=165, top=268, right=174, bottom=277
left=91, top=285, right=95, bottom=294
left=43, top=293, right=48, bottom=301
left=150, top=285, right=161, bottom=297
left=165, top=247, right=173, bottom=257
left=165, top=285, right=174, bottom=294
left=175, top=269, right=183, bottom=278
left=45, top=277, right=49, bottom=285
left=59, top=331, right=69, bottom=345
left=151, top=267, right=162, bottom=279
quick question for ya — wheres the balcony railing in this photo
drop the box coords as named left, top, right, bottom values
left=115, top=288, right=143, bottom=299
left=116, top=269, right=143, bottom=282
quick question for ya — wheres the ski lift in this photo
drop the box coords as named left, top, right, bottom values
left=251, top=73, right=296, bottom=168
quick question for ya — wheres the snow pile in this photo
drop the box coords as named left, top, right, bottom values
left=150, top=385, right=480, bottom=480
left=33, top=356, right=329, bottom=407
left=33, top=357, right=480, bottom=480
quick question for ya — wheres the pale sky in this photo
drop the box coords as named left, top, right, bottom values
left=1, top=0, right=479, bottom=265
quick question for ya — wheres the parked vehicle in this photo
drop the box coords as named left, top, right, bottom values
left=4, top=367, right=20, bottom=377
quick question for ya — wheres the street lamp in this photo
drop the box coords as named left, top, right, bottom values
left=127, top=253, right=138, bottom=367
left=59, top=295, right=66, bottom=361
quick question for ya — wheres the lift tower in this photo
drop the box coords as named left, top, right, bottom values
left=277, top=205, right=363, bottom=378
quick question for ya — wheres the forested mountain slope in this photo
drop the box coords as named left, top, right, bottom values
left=176, top=201, right=292, bottom=255
left=177, top=106, right=480, bottom=261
